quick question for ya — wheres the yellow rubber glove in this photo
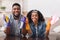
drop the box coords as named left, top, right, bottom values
left=4, top=16, right=10, bottom=35
left=25, top=18, right=32, bottom=34
left=46, top=18, right=51, bottom=37
left=46, top=20, right=51, bottom=32
left=25, top=18, right=30, bottom=31
left=5, top=16, right=9, bottom=23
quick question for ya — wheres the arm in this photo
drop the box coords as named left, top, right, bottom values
left=2, top=15, right=10, bottom=35
left=42, top=22, right=46, bottom=35
left=46, top=18, right=51, bottom=37
left=25, top=18, right=32, bottom=34
left=21, top=17, right=27, bottom=36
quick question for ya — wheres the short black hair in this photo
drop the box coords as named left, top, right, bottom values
left=12, top=3, right=21, bottom=7
left=27, top=10, right=45, bottom=23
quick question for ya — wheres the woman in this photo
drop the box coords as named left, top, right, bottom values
left=26, top=10, right=46, bottom=38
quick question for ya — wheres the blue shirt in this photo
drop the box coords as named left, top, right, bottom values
left=29, top=21, right=46, bottom=38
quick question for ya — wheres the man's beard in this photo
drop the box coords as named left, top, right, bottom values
left=13, top=13, right=20, bottom=19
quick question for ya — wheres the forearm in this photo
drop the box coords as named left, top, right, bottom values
left=4, top=26, right=10, bottom=35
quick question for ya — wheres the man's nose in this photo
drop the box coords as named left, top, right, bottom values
left=15, top=9, right=18, bottom=12
left=15, top=9, right=18, bottom=11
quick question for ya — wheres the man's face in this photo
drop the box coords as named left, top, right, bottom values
left=12, top=5, right=21, bottom=17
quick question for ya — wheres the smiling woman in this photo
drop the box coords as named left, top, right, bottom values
left=26, top=10, right=46, bottom=39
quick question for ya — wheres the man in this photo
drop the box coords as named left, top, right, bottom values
left=2, top=3, right=27, bottom=37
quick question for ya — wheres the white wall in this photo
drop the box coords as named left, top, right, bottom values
left=2, top=0, right=22, bottom=12
left=22, top=0, right=28, bottom=11
left=1, top=0, right=60, bottom=17
left=0, top=0, right=2, bottom=6
left=27, top=0, right=60, bottom=17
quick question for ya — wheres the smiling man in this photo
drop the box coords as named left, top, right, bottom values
left=2, top=3, right=26, bottom=37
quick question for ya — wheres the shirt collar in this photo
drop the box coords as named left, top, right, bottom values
left=30, top=21, right=41, bottom=26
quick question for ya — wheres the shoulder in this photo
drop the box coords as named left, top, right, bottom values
left=42, top=22, right=46, bottom=27
left=20, top=15, right=26, bottom=22
left=42, top=22, right=46, bottom=25
left=21, top=15, right=26, bottom=18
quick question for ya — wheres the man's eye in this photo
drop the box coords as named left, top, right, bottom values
left=13, top=8, right=16, bottom=10
left=31, top=15, right=34, bottom=17
left=17, top=8, right=20, bottom=10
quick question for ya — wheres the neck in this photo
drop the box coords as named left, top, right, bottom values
left=13, top=15, right=20, bottom=20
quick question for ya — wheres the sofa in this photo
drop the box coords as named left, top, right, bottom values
left=0, top=12, right=60, bottom=40
left=45, top=17, right=60, bottom=40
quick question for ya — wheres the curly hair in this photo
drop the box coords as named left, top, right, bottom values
left=27, top=10, right=45, bottom=23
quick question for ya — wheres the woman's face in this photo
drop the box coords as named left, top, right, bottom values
left=31, top=12, right=39, bottom=23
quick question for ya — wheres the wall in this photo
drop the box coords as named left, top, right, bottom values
left=1, top=0, right=60, bottom=17
left=27, top=0, right=60, bottom=17
left=1, top=0, right=22, bottom=12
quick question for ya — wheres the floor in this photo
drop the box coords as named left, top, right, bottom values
left=0, top=31, right=49, bottom=40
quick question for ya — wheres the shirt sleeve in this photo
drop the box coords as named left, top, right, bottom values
left=0, top=15, right=10, bottom=31
left=41, top=22, right=46, bottom=37
left=42, top=22, right=46, bottom=32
